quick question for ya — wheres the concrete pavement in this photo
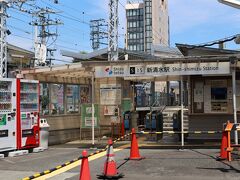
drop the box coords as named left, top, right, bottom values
left=0, top=141, right=240, bottom=180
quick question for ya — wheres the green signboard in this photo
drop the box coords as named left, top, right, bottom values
left=0, top=114, right=6, bottom=126
left=122, top=99, right=132, bottom=114
left=81, top=104, right=99, bottom=128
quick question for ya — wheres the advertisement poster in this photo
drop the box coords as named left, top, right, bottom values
left=51, top=84, right=64, bottom=114
left=194, top=88, right=203, bottom=103
left=81, top=104, right=99, bottom=128
left=67, top=85, right=79, bottom=112
left=100, top=84, right=121, bottom=105
left=80, top=86, right=91, bottom=104
left=104, top=105, right=118, bottom=115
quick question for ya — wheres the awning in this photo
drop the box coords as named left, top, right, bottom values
left=19, top=63, right=93, bottom=84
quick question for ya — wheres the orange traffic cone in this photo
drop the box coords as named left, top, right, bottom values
left=127, top=128, right=144, bottom=160
left=97, top=139, right=124, bottom=179
left=79, top=150, right=91, bottom=180
left=217, top=131, right=228, bottom=161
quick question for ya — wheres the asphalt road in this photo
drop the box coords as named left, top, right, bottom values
left=0, top=145, right=240, bottom=180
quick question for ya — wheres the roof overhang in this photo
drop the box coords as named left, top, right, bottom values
left=176, top=43, right=240, bottom=56
left=19, top=63, right=93, bottom=84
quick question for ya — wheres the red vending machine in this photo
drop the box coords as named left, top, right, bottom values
left=16, top=79, right=40, bottom=150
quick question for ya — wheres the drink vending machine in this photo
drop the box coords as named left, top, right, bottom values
left=16, top=79, right=40, bottom=150
left=0, top=78, right=17, bottom=152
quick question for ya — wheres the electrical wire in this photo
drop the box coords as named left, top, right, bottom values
left=9, top=16, right=30, bottom=24
left=7, top=25, right=32, bottom=34
left=189, top=34, right=240, bottom=49
left=57, top=39, right=90, bottom=49
left=9, top=34, right=34, bottom=42
left=9, top=8, right=31, bottom=18
left=51, top=58, right=73, bottom=63
left=55, top=44, right=81, bottom=52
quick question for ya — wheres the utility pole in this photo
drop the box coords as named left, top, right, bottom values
left=90, top=19, right=108, bottom=51
left=218, top=0, right=240, bottom=146
left=108, top=0, right=119, bottom=61
left=30, top=7, right=62, bottom=67
left=0, top=0, right=8, bottom=78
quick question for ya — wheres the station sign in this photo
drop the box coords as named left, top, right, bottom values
left=95, top=62, right=230, bottom=78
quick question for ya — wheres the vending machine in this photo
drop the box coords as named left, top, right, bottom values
left=16, top=79, right=40, bottom=150
left=0, top=78, right=17, bottom=152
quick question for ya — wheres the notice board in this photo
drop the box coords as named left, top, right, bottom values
left=81, top=104, right=99, bottom=128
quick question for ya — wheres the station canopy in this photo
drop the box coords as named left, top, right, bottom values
left=19, top=45, right=240, bottom=83
left=20, top=63, right=93, bottom=84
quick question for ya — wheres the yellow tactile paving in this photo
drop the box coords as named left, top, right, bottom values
left=33, top=144, right=130, bottom=180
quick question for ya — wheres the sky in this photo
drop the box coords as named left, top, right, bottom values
left=6, top=0, right=240, bottom=64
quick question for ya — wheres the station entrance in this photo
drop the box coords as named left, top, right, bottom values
left=92, top=58, right=234, bottom=145
left=21, top=54, right=238, bottom=145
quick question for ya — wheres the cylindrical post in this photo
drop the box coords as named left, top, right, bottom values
left=91, top=74, right=95, bottom=146
left=181, top=76, right=184, bottom=148
left=232, top=68, right=238, bottom=145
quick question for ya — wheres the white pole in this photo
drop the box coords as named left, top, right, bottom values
left=91, top=74, right=95, bottom=146
left=232, top=68, right=238, bottom=144
left=181, top=76, right=184, bottom=148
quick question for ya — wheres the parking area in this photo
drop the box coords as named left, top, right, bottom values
left=1, top=142, right=240, bottom=180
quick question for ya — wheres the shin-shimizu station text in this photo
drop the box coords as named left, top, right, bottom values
left=146, top=65, right=220, bottom=74
left=96, top=62, right=229, bottom=78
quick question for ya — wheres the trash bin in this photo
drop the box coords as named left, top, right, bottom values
left=40, top=119, right=50, bottom=149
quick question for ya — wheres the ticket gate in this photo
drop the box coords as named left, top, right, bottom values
left=145, top=111, right=163, bottom=131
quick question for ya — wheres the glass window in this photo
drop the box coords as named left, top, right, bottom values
left=211, top=88, right=227, bottom=100
left=146, top=18, right=151, bottom=25
left=40, top=83, right=50, bottom=115
left=130, top=33, right=133, bottom=39
left=133, top=22, right=136, bottom=27
left=66, top=85, right=79, bottom=113
left=129, top=9, right=132, bottom=16
left=146, top=7, right=151, bottom=13
left=133, top=33, right=136, bottom=39
left=51, top=84, right=64, bottom=115
left=133, top=10, right=136, bottom=16
left=133, top=45, right=137, bottom=51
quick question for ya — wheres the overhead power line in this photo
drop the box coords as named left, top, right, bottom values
left=7, top=25, right=32, bottom=34
left=189, top=34, right=240, bottom=49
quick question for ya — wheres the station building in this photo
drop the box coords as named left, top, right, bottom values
left=17, top=44, right=240, bottom=144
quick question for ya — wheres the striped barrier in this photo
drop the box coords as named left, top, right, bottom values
left=137, top=131, right=222, bottom=134
left=22, top=133, right=131, bottom=180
